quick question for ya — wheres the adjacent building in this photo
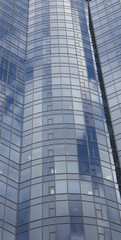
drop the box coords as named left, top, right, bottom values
left=0, top=0, right=121, bottom=239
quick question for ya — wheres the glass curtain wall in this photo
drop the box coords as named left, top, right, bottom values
left=0, top=0, right=28, bottom=240
left=0, top=0, right=121, bottom=240
left=89, top=0, right=121, bottom=167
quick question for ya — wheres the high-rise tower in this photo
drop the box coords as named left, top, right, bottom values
left=0, top=0, right=121, bottom=240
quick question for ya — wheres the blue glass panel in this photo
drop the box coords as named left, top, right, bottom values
left=19, top=187, right=30, bottom=203
left=17, top=224, right=29, bottom=234
left=78, top=145, right=88, bottom=157
left=71, top=224, right=84, bottom=240
left=69, top=201, right=82, bottom=216
left=17, top=231, right=29, bottom=240
left=79, top=162, right=90, bottom=175
left=18, top=208, right=29, bottom=226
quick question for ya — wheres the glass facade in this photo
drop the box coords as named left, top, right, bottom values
left=0, top=0, right=121, bottom=240
left=89, top=0, right=121, bottom=167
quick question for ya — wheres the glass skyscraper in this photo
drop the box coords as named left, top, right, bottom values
left=0, top=0, right=121, bottom=239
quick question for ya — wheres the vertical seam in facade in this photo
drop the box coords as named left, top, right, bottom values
left=16, top=0, right=30, bottom=239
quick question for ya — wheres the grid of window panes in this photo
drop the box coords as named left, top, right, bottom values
left=0, top=0, right=28, bottom=240
left=89, top=1, right=121, bottom=238
left=18, top=0, right=121, bottom=240
left=89, top=0, right=121, bottom=167
left=0, top=0, right=121, bottom=240
left=90, top=0, right=121, bottom=239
